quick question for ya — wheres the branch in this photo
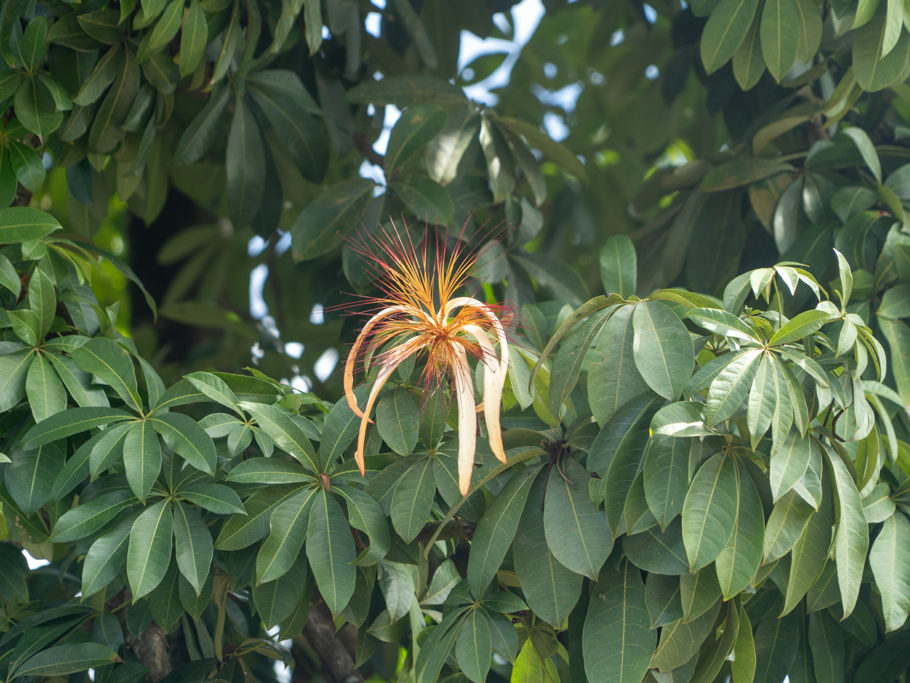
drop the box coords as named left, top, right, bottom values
left=124, top=623, right=171, bottom=683
left=416, top=518, right=476, bottom=544
left=299, top=602, right=363, bottom=683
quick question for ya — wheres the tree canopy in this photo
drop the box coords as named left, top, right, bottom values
left=4, top=0, right=910, bottom=681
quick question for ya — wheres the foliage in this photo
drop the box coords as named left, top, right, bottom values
left=4, top=0, right=910, bottom=681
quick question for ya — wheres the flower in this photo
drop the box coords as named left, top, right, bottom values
left=343, top=221, right=509, bottom=495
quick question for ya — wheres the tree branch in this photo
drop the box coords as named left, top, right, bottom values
left=124, top=623, right=171, bottom=683
left=299, top=602, right=363, bottom=683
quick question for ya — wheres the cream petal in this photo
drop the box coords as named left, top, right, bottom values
left=444, top=296, right=509, bottom=377
left=451, top=345, right=478, bottom=496
left=344, top=305, right=409, bottom=419
left=355, top=337, right=427, bottom=475
left=462, top=323, right=507, bottom=463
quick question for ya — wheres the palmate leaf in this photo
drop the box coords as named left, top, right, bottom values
left=870, top=512, right=910, bottom=631
left=681, top=453, right=739, bottom=570
left=714, top=459, right=763, bottom=598
left=632, top=301, right=694, bottom=400
left=256, top=487, right=316, bottom=584
left=306, top=488, right=356, bottom=614
left=705, top=348, right=761, bottom=425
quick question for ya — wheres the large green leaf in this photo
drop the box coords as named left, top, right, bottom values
left=225, top=97, right=265, bottom=229
left=82, top=516, right=133, bottom=596
left=467, top=466, right=538, bottom=597
left=71, top=338, right=141, bottom=411
left=376, top=389, right=419, bottom=456
left=705, top=348, right=761, bottom=425
left=587, top=305, right=652, bottom=425
left=582, top=561, right=655, bottom=683
left=544, top=457, right=613, bottom=578
left=715, top=459, right=764, bottom=598
left=14, top=643, right=118, bottom=678
left=782, top=484, right=833, bottom=615
left=51, top=490, right=133, bottom=542
left=760, top=0, right=799, bottom=80
left=632, top=301, right=694, bottom=400
left=753, top=611, right=799, bottom=682
left=306, top=489, right=357, bottom=613
left=256, top=487, right=316, bottom=584
left=291, top=178, right=376, bottom=261
left=643, top=435, right=690, bottom=529
left=770, top=429, right=811, bottom=501
left=173, top=84, right=230, bottom=164
left=0, top=207, right=61, bottom=243
left=5, top=441, right=65, bottom=516
left=681, top=453, right=739, bottom=570
left=599, top=235, right=637, bottom=297
left=390, top=457, right=436, bottom=543
left=624, top=519, right=690, bottom=575
left=385, top=104, right=447, bottom=176
left=549, top=307, right=612, bottom=417
left=215, top=484, right=304, bottom=550
left=123, top=420, right=161, bottom=502
left=763, top=489, right=815, bottom=562
left=173, top=501, right=213, bottom=595
left=127, top=500, right=173, bottom=599
left=870, top=512, right=910, bottom=631
left=455, top=609, right=492, bottom=683
left=854, top=7, right=910, bottom=91
left=242, top=402, right=318, bottom=472
left=226, top=457, right=311, bottom=484
left=0, top=350, right=31, bottom=412
left=513, top=474, right=582, bottom=627
left=652, top=602, right=722, bottom=672
left=149, top=412, right=216, bottom=474
left=825, top=445, right=870, bottom=617
left=25, top=354, right=66, bottom=423
left=700, top=0, right=761, bottom=73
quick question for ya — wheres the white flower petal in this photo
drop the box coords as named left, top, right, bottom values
left=451, top=345, right=477, bottom=496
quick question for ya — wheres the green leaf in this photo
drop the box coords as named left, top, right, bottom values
left=14, top=77, right=63, bottom=137
left=247, top=70, right=327, bottom=183
left=23, top=406, right=133, bottom=449
left=385, top=104, right=447, bottom=176
left=0, top=207, right=61, bottom=243
left=376, top=390, right=419, bottom=456
left=306, top=488, right=357, bottom=613
left=291, top=178, right=375, bottom=261
left=0, top=253, right=20, bottom=296
left=172, top=501, right=213, bottom=595
left=782, top=485, right=833, bottom=614
left=682, top=453, right=739, bottom=570
left=88, top=421, right=131, bottom=476
left=19, top=17, right=48, bottom=71
left=215, top=484, right=304, bottom=550
left=51, top=490, right=133, bottom=542
left=138, top=0, right=182, bottom=61
left=760, top=0, right=799, bottom=80
left=732, top=14, right=765, bottom=89
left=715, top=459, right=764, bottom=598
left=150, top=412, right=216, bottom=474
left=88, top=47, right=139, bottom=152
left=870, top=512, right=910, bottom=631
left=8, top=140, right=45, bottom=193
left=178, top=0, right=207, bottom=76
left=494, top=115, right=588, bottom=182
left=582, top=561, right=655, bottom=683
left=467, top=466, right=538, bottom=597
left=5, top=441, right=64, bottom=516
left=252, top=554, right=308, bottom=628
left=753, top=611, right=799, bottom=682
left=392, top=176, right=454, bottom=226
left=225, top=96, right=265, bottom=229
left=455, top=609, right=492, bottom=683
left=651, top=401, right=709, bottom=438
left=426, top=106, right=479, bottom=185
left=242, top=402, right=318, bottom=472
left=652, top=602, right=722, bottom=672
left=701, top=159, right=793, bottom=191
left=842, top=127, right=882, bottom=182
left=549, top=307, right=612, bottom=417
left=825, top=445, right=870, bottom=617
left=336, top=485, right=390, bottom=563
left=878, top=283, right=910, bottom=318
left=0, top=350, right=30, bottom=412
left=178, top=482, right=245, bottom=514
left=643, top=435, right=690, bottom=529
left=173, top=85, right=230, bottom=164
left=184, top=371, right=241, bottom=411
left=854, top=9, right=910, bottom=91
left=599, top=235, right=637, bottom=297
left=632, top=301, right=694, bottom=400
left=71, top=338, right=141, bottom=411
left=687, top=307, right=759, bottom=342
left=76, top=9, right=123, bottom=44
left=763, top=490, right=814, bottom=562
left=545, top=457, right=613, bottom=578
left=25, top=354, right=66, bottom=423
left=123, top=420, right=161, bottom=502
left=82, top=516, right=132, bottom=596
left=127, top=500, right=173, bottom=599
left=227, top=457, right=311, bottom=484
left=14, top=643, right=117, bottom=678
left=587, top=305, right=651, bottom=425
left=391, top=457, right=435, bottom=543
left=513, top=474, right=582, bottom=626
left=705, top=349, right=762, bottom=425
left=879, top=318, right=910, bottom=404
left=770, top=429, right=811, bottom=501
left=768, top=309, right=832, bottom=345
left=700, top=0, right=761, bottom=73
left=257, top=487, right=316, bottom=584
left=346, top=75, right=467, bottom=107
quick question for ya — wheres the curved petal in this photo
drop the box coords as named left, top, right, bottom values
left=451, top=345, right=477, bottom=496
left=444, top=296, right=509, bottom=378
left=462, top=323, right=507, bottom=463
left=344, top=305, right=409, bottom=418
left=354, top=337, right=427, bottom=475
